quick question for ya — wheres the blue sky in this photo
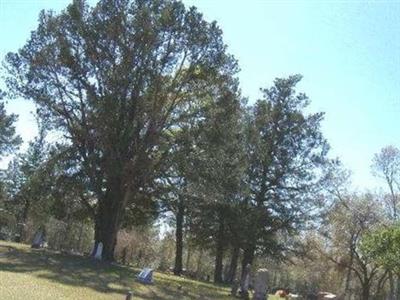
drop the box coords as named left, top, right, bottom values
left=0, top=0, right=399, bottom=190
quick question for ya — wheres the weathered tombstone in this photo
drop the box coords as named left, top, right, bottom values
left=239, top=263, right=251, bottom=299
left=94, top=242, right=103, bottom=260
left=253, top=268, right=269, bottom=300
left=137, top=267, right=153, bottom=284
left=31, top=228, right=46, bottom=249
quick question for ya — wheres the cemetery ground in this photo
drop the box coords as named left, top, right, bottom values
left=0, top=241, right=279, bottom=300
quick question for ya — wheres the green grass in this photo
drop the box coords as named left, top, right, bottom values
left=0, top=241, right=280, bottom=299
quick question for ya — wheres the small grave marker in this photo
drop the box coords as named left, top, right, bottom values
left=94, top=242, right=103, bottom=260
left=137, top=267, right=153, bottom=284
left=31, top=228, right=46, bottom=249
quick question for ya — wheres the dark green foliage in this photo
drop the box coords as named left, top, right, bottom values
left=2, top=126, right=54, bottom=240
left=239, top=75, right=330, bottom=264
left=4, top=0, right=238, bottom=260
left=2, top=0, right=335, bottom=282
left=186, top=85, right=245, bottom=282
left=158, top=76, right=244, bottom=277
left=0, top=92, right=21, bottom=157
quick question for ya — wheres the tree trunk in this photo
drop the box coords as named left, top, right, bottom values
left=186, top=243, right=192, bottom=271
left=388, top=271, right=395, bottom=300
left=376, top=270, right=389, bottom=300
left=92, top=184, right=125, bottom=261
left=174, top=199, right=184, bottom=276
left=196, top=248, right=204, bottom=278
left=239, top=249, right=253, bottom=300
left=241, top=246, right=255, bottom=278
left=396, top=275, right=400, bottom=300
left=77, top=222, right=84, bottom=253
left=344, top=240, right=355, bottom=300
left=93, top=209, right=120, bottom=261
left=214, top=214, right=225, bottom=283
left=227, top=245, right=240, bottom=283
left=122, top=246, right=128, bottom=265
left=16, top=199, right=30, bottom=243
left=361, top=284, right=370, bottom=300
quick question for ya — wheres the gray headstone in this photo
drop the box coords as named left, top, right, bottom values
left=94, top=242, right=103, bottom=260
left=253, top=268, right=269, bottom=300
left=31, top=229, right=45, bottom=248
left=137, top=267, right=153, bottom=284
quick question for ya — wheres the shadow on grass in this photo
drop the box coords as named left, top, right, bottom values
left=0, top=243, right=232, bottom=300
left=0, top=246, right=130, bottom=293
left=0, top=244, right=16, bottom=256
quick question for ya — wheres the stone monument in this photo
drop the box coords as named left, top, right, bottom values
left=31, top=227, right=46, bottom=249
left=94, top=242, right=103, bottom=260
left=253, top=268, right=269, bottom=300
left=137, top=267, right=154, bottom=284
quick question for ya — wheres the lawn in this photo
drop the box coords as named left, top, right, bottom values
left=0, top=241, right=279, bottom=300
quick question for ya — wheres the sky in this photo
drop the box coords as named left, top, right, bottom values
left=0, top=0, right=399, bottom=191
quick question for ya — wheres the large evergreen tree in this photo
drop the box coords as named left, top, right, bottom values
left=4, top=0, right=238, bottom=260
left=3, top=125, right=53, bottom=241
left=188, top=85, right=245, bottom=283
left=159, top=78, right=243, bottom=278
left=239, top=75, right=330, bottom=274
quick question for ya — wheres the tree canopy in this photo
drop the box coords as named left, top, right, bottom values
left=4, top=0, right=238, bottom=260
left=0, top=91, right=21, bottom=157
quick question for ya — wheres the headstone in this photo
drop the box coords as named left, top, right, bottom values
left=94, top=242, right=103, bottom=260
left=239, top=263, right=251, bottom=299
left=253, top=268, right=269, bottom=300
left=137, top=267, right=153, bottom=284
left=31, top=229, right=45, bottom=248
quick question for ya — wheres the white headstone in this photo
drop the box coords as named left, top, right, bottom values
left=253, top=268, right=269, bottom=300
left=94, top=242, right=103, bottom=260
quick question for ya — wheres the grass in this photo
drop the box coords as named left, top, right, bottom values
left=0, top=241, right=279, bottom=300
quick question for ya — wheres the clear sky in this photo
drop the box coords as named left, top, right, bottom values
left=0, top=0, right=399, bottom=191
